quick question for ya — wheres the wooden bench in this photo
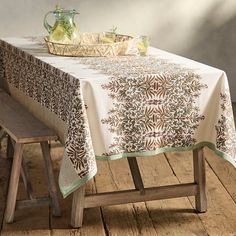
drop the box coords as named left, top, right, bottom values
left=0, top=89, right=61, bottom=223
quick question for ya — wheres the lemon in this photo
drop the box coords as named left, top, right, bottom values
left=50, top=25, right=66, bottom=42
left=137, top=42, right=148, bottom=56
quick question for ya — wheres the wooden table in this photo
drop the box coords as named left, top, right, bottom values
left=1, top=37, right=235, bottom=228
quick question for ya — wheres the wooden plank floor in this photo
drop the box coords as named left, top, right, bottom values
left=1, top=111, right=236, bottom=235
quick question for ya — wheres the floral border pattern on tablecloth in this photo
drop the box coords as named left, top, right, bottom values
left=0, top=40, right=96, bottom=180
left=216, top=91, right=236, bottom=158
left=74, top=56, right=208, bottom=156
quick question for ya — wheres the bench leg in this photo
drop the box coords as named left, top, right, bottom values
left=5, top=143, right=24, bottom=223
left=40, top=141, right=61, bottom=217
left=0, top=127, right=7, bottom=150
left=9, top=138, right=35, bottom=200
left=193, top=147, right=207, bottom=212
left=71, top=185, right=85, bottom=228
left=6, top=136, right=14, bottom=159
left=21, top=158, right=35, bottom=200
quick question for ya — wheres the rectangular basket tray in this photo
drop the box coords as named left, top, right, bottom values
left=44, top=32, right=133, bottom=57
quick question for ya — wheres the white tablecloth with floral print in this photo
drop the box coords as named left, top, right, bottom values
left=1, top=37, right=236, bottom=198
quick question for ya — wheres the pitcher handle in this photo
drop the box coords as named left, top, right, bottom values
left=44, top=11, right=54, bottom=33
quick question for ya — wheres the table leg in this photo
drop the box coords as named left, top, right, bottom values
left=193, top=147, right=207, bottom=212
left=71, top=185, right=85, bottom=228
left=127, top=157, right=145, bottom=194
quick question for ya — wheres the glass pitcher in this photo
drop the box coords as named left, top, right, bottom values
left=44, top=8, right=80, bottom=44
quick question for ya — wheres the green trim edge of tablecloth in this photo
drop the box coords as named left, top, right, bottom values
left=59, top=168, right=97, bottom=198
left=96, top=141, right=236, bottom=168
left=60, top=141, right=236, bottom=198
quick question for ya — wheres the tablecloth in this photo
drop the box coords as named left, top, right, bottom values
left=0, top=37, right=236, bottom=198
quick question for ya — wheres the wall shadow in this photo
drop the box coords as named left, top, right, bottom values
left=182, top=2, right=236, bottom=100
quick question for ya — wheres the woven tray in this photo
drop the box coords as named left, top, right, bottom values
left=44, top=32, right=133, bottom=57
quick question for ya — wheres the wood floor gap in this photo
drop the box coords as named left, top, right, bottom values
left=107, top=161, right=119, bottom=191
left=143, top=201, right=159, bottom=235
left=130, top=204, right=140, bottom=235
left=164, top=153, right=177, bottom=177
left=99, top=207, right=109, bottom=236
left=205, top=157, right=236, bottom=206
